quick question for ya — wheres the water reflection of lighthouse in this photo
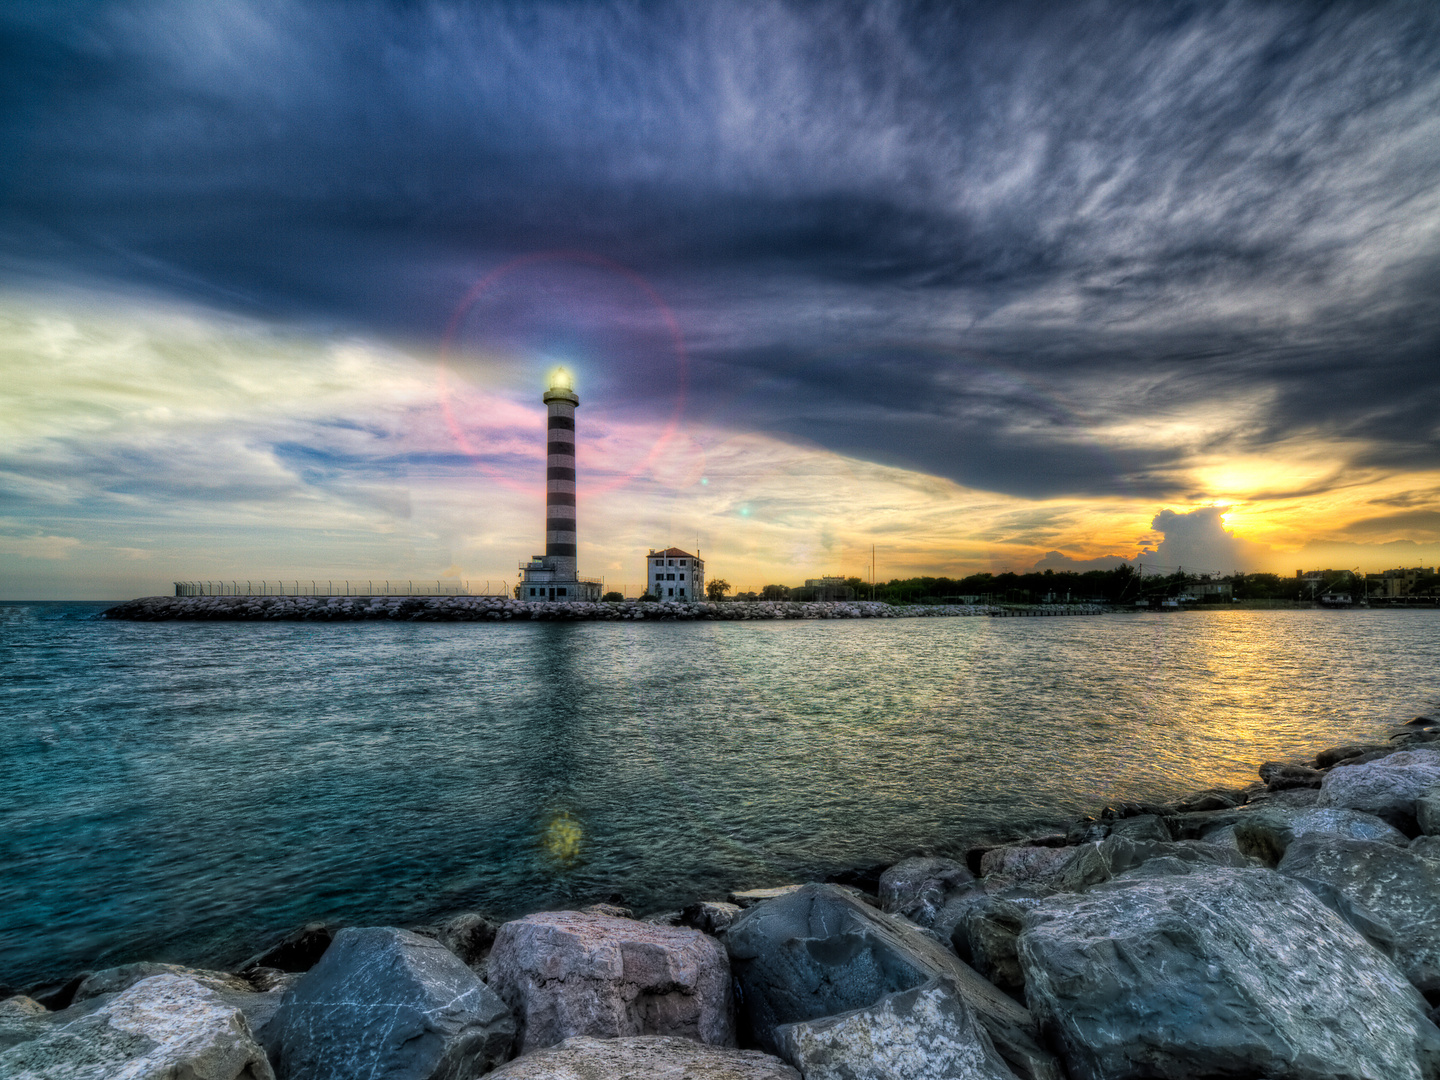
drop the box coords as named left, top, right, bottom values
left=516, top=369, right=602, bottom=602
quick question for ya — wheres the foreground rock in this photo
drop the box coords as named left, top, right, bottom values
left=1018, top=866, right=1440, bottom=1080
left=0, top=997, right=50, bottom=1051
left=1280, top=833, right=1440, bottom=992
left=877, top=857, right=975, bottom=927
left=487, top=910, right=733, bottom=1054
left=724, top=883, right=1060, bottom=1080
left=261, top=926, right=513, bottom=1080
left=1316, top=748, right=1440, bottom=831
left=1231, top=806, right=1406, bottom=865
left=488, top=1035, right=800, bottom=1079
left=774, top=978, right=1019, bottom=1080
left=74, top=961, right=253, bottom=1003
left=0, top=974, right=274, bottom=1080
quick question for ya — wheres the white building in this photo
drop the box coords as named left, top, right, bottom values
left=646, top=547, right=705, bottom=601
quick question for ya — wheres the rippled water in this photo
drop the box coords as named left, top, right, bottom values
left=3, top=602, right=1438, bottom=988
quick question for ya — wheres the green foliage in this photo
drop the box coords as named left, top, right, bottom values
left=638, top=592, right=658, bottom=602
left=761, top=584, right=791, bottom=600
left=602, top=591, right=624, bottom=602
left=706, top=578, right=731, bottom=601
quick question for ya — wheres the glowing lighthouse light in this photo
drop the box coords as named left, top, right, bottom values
left=515, top=368, right=601, bottom=603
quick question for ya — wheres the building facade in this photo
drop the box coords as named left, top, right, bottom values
left=517, top=370, right=602, bottom=602
left=645, top=547, right=704, bottom=601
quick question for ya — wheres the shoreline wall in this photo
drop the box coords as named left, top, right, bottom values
left=101, top=596, right=1105, bottom=622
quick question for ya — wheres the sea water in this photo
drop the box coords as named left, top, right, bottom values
left=2, top=602, right=1437, bottom=987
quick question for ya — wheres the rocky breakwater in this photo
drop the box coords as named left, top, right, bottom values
left=102, top=595, right=1003, bottom=622
left=9, top=716, right=1440, bottom=1078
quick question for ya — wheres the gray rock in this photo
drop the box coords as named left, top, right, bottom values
left=724, top=883, right=1060, bottom=1080
left=241, top=922, right=336, bottom=974
left=773, top=978, right=1019, bottom=1080
left=487, top=910, right=733, bottom=1054
left=1260, top=761, right=1325, bottom=790
left=435, top=912, right=499, bottom=969
left=953, top=896, right=1043, bottom=995
left=978, top=845, right=1076, bottom=890
left=1019, top=867, right=1440, bottom=1080
left=1107, top=814, right=1170, bottom=842
left=487, top=1035, right=800, bottom=1079
left=582, top=902, right=634, bottom=919
left=1417, top=784, right=1440, bottom=835
left=1239, top=785, right=1322, bottom=808
left=0, top=997, right=49, bottom=1051
left=730, top=885, right=803, bottom=908
left=245, top=967, right=303, bottom=994
left=878, top=856, right=975, bottom=926
left=261, top=926, right=513, bottom=1080
left=1055, top=834, right=1254, bottom=892
left=1316, top=748, right=1440, bottom=830
left=0, top=974, right=275, bottom=1080
left=1315, top=744, right=1386, bottom=768
left=679, top=901, right=742, bottom=936
left=1280, top=833, right=1440, bottom=993
left=1233, top=807, right=1407, bottom=866
left=74, top=961, right=253, bottom=1003
left=1411, top=835, right=1440, bottom=861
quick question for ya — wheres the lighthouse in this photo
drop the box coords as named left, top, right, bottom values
left=516, top=369, right=601, bottom=602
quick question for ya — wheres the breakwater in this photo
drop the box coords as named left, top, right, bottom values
left=102, top=595, right=1106, bottom=621
left=8, top=719, right=1440, bottom=1080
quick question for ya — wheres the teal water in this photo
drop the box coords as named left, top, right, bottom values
left=2, top=602, right=1437, bottom=988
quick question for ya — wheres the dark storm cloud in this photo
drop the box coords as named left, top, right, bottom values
left=3, top=0, right=1439, bottom=498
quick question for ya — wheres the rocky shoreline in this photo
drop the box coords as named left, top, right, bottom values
left=101, top=595, right=1041, bottom=621
left=6, top=717, right=1440, bottom=1079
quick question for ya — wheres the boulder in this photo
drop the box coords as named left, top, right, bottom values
left=1055, top=834, right=1254, bottom=892
left=979, top=845, right=1076, bottom=889
left=952, top=896, right=1044, bottom=996
left=773, top=978, right=1019, bottom=1080
left=724, top=883, right=1060, bottom=1080
left=1018, top=867, right=1440, bottom=1080
left=1232, top=807, right=1407, bottom=866
left=1316, top=748, right=1440, bottom=831
left=1106, top=814, right=1170, bottom=842
left=1280, top=833, right=1440, bottom=993
left=1315, top=744, right=1385, bottom=768
left=878, top=856, right=975, bottom=926
left=0, top=974, right=275, bottom=1080
left=261, top=926, right=513, bottom=1080
left=679, top=901, right=742, bottom=936
left=74, top=962, right=253, bottom=1003
left=0, top=997, right=49, bottom=1051
left=730, top=885, right=803, bottom=908
left=487, top=910, right=733, bottom=1054
left=1411, top=836, right=1440, bottom=861
left=487, top=1035, right=800, bottom=1079
left=241, top=922, right=336, bottom=973
left=1417, top=785, right=1440, bottom=835
left=435, top=912, right=499, bottom=969
left=1259, top=761, right=1325, bottom=790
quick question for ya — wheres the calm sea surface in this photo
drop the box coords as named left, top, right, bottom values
left=3, top=602, right=1438, bottom=987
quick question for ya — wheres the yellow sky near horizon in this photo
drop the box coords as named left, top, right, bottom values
left=1, top=294, right=1437, bottom=599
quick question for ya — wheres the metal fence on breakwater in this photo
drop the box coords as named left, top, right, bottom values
left=173, top=580, right=510, bottom=598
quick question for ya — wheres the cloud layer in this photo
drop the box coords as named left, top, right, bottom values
left=2, top=1, right=1438, bottom=591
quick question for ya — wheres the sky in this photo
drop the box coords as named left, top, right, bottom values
left=2, top=0, right=1439, bottom=598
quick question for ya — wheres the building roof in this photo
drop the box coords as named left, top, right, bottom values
left=649, top=547, right=700, bottom=559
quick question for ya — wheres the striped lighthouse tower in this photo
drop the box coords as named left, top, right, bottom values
left=542, top=369, right=579, bottom=581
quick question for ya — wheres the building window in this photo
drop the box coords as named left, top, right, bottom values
left=654, top=559, right=663, bottom=566
left=680, top=588, right=686, bottom=597
left=529, top=588, right=536, bottom=596
left=680, top=560, right=687, bottom=566
left=558, top=587, right=567, bottom=596
left=679, top=574, right=685, bottom=581
left=668, top=560, right=674, bottom=566
left=668, top=587, right=674, bottom=596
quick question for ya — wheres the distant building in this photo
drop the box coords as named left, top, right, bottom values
left=792, top=576, right=855, bottom=601
left=1179, top=578, right=1233, bottom=601
left=645, top=548, right=704, bottom=601
left=1367, top=567, right=1436, bottom=599
left=516, top=370, right=602, bottom=602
